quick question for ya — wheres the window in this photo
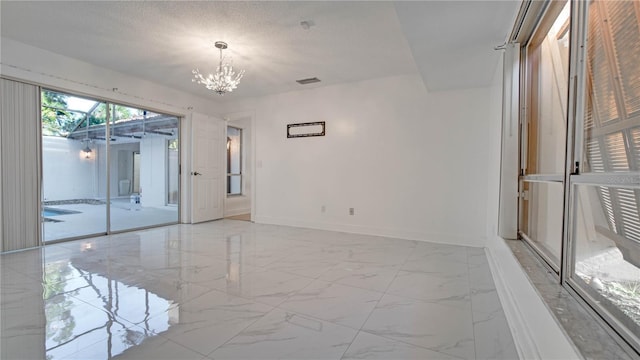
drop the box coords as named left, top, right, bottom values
left=519, top=0, right=570, bottom=270
left=570, top=0, right=640, bottom=349
left=227, top=126, right=242, bottom=195
left=515, top=0, right=640, bottom=353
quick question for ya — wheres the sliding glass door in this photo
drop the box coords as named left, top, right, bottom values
left=41, top=90, right=179, bottom=242
left=41, top=91, right=108, bottom=241
left=108, top=104, right=179, bottom=232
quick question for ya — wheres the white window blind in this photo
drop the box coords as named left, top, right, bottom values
left=631, top=127, right=640, bottom=169
left=606, top=1, right=640, bottom=117
left=0, top=78, right=41, bottom=252
left=584, top=1, right=640, bottom=248
left=617, top=188, right=640, bottom=243
left=603, top=132, right=629, bottom=172
left=587, top=3, right=619, bottom=125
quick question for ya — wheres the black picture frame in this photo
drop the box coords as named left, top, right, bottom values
left=287, top=121, right=326, bottom=138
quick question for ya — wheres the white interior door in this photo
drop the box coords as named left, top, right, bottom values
left=191, top=113, right=224, bottom=223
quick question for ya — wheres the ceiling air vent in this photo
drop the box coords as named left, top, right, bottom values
left=296, top=77, right=321, bottom=85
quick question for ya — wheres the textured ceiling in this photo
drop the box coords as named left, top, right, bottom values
left=395, top=1, right=520, bottom=91
left=0, top=1, right=519, bottom=101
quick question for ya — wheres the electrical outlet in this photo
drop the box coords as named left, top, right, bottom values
left=321, top=205, right=326, bottom=213
left=349, top=208, right=354, bottom=215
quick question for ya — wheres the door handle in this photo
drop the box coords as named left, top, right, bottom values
left=191, top=171, right=202, bottom=176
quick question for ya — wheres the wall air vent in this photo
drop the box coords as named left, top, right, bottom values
left=296, top=77, right=321, bottom=85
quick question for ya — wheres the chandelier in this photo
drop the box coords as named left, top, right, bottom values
left=192, top=41, right=245, bottom=95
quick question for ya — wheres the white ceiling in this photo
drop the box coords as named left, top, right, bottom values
left=0, top=1, right=520, bottom=101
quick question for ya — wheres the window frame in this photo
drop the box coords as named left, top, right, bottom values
left=226, top=125, right=243, bottom=196
left=513, top=0, right=640, bottom=354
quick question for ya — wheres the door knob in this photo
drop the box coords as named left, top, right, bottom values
left=191, top=171, right=202, bottom=176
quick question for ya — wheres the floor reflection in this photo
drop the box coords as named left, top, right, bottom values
left=41, top=229, right=247, bottom=359
left=44, top=259, right=172, bottom=359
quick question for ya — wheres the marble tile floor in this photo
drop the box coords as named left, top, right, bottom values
left=1, top=221, right=518, bottom=359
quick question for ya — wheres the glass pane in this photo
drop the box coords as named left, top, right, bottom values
left=525, top=1, right=570, bottom=175
left=228, top=175, right=241, bottom=196
left=521, top=181, right=564, bottom=267
left=109, top=104, right=179, bottom=232
left=227, top=126, right=241, bottom=174
left=168, top=139, right=179, bottom=205
left=42, top=90, right=107, bottom=241
left=572, top=184, right=640, bottom=346
left=583, top=1, right=640, bottom=174
left=227, top=126, right=242, bottom=195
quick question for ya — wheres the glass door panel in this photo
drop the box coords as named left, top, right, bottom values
left=42, top=90, right=107, bottom=242
left=109, top=105, right=179, bottom=232
left=519, top=0, right=571, bottom=270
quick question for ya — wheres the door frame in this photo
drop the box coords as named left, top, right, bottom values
left=223, top=110, right=257, bottom=222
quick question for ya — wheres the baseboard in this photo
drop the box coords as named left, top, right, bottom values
left=253, top=215, right=485, bottom=248
left=485, top=235, right=581, bottom=360
left=484, top=240, right=541, bottom=359
left=224, top=207, right=251, bottom=217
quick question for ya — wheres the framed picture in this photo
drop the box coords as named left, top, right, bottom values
left=287, top=121, right=325, bottom=138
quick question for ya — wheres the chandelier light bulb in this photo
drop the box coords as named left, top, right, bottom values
left=192, top=41, right=245, bottom=95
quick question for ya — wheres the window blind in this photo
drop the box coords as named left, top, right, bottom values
left=586, top=1, right=640, bottom=248
left=0, top=78, right=41, bottom=252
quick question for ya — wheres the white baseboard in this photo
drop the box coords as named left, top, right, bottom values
left=253, top=215, right=485, bottom=248
left=224, top=207, right=251, bottom=217
left=485, top=235, right=581, bottom=360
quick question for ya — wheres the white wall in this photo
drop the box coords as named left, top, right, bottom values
left=42, top=136, right=97, bottom=201
left=140, top=136, right=168, bottom=207
left=224, top=117, right=252, bottom=217
left=485, top=56, right=506, bottom=241
left=223, top=74, right=496, bottom=246
left=96, top=142, right=140, bottom=199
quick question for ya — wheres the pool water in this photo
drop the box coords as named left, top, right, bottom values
left=42, top=207, right=81, bottom=217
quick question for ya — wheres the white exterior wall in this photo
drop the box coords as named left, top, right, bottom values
left=140, top=136, right=167, bottom=207
left=42, top=136, right=97, bottom=201
left=95, top=142, right=140, bottom=199
left=223, top=74, right=494, bottom=247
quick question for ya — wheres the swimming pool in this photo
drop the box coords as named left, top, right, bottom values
left=42, top=207, right=81, bottom=217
